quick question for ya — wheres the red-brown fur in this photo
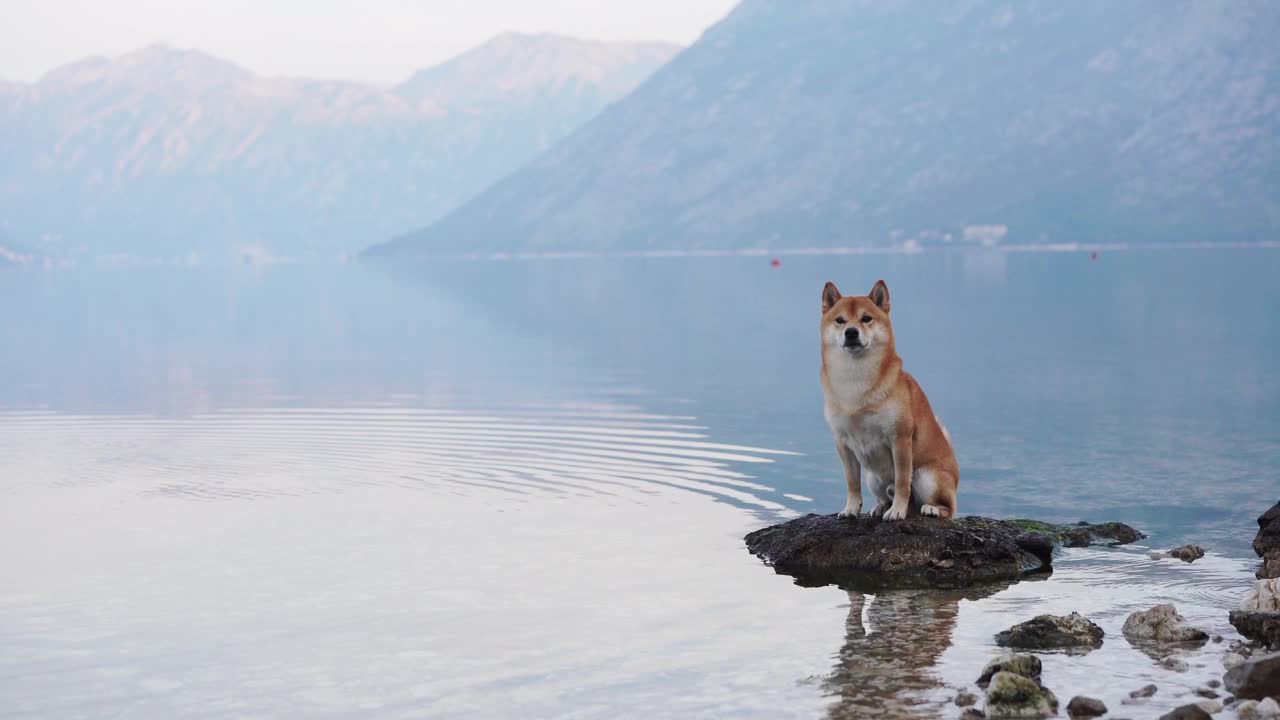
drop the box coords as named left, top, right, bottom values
left=819, top=280, right=959, bottom=519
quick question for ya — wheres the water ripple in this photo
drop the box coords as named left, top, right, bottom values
left=0, top=408, right=802, bottom=512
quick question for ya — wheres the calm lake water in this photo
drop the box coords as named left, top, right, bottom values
left=2, top=249, right=1278, bottom=718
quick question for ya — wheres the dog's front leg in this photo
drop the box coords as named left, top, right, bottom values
left=882, top=430, right=913, bottom=521
left=836, top=441, right=862, bottom=517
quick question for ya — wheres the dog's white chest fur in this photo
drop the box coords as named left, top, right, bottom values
left=825, top=405, right=897, bottom=483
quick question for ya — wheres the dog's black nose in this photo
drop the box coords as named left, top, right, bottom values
left=844, top=327, right=860, bottom=342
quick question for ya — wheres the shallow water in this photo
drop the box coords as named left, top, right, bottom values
left=1, top=250, right=1278, bottom=718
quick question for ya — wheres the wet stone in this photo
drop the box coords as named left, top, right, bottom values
left=978, top=653, right=1042, bottom=687
left=995, top=612, right=1104, bottom=650
left=1229, top=610, right=1280, bottom=650
left=743, top=514, right=1141, bottom=590
left=1254, top=502, right=1280, bottom=558
left=1066, top=695, right=1107, bottom=718
left=1167, top=544, right=1206, bottom=562
left=985, top=671, right=1058, bottom=719
left=1129, top=683, right=1158, bottom=699
left=956, top=691, right=979, bottom=707
left=1224, top=651, right=1280, bottom=700
left=1193, top=686, right=1219, bottom=698
left=1157, top=703, right=1212, bottom=720
left=1122, top=604, right=1209, bottom=644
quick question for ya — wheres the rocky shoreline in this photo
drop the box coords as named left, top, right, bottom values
left=744, top=501, right=1280, bottom=717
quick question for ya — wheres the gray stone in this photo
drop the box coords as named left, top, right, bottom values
left=1224, top=651, right=1280, bottom=700
left=1066, top=695, right=1107, bottom=718
left=1257, top=697, right=1280, bottom=718
left=961, top=709, right=988, bottom=720
left=996, top=612, right=1105, bottom=650
left=1121, top=604, right=1209, bottom=644
left=956, top=691, right=979, bottom=707
left=1160, top=656, right=1189, bottom=672
left=985, top=671, right=1058, bottom=718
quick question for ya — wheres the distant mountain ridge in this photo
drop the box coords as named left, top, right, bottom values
left=0, top=35, right=678, bottom=260
left=371, top=0, right=1280, bottom=257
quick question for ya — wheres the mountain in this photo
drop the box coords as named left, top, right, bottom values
left=370, top=0, right=1280, bottom=258
left=0, top=36, right=678, bottom=260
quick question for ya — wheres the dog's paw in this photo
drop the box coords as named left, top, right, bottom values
left=882, top=504, right=910, bottom=521
left=869, top=503, right=890, bottom=519
left=837, top=502, right=862, bottom=518
left=920, top=504, right=947, bottom=518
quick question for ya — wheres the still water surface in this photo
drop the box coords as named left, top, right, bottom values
left=2, top=250, right=1278, bottom=718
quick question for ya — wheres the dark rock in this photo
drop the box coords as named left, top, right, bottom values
left=1224, top=650, right=1280, bottom=700
left=1160, top=656, right=1189, bottom=672
left=1167, top=545, right=1206, bottom=563
left=996, top=612, right=1105, bottom=650
left=1066, top=695, right=1107, bottom=717
left=1130, top=684, right=1158, bottom=699
left=978, top=653, right=1042, bottom=687
left=985, top=671, right=1058, bottom=718
left=1255, top=502, right=1280, bottom=558
left=1259, top=550, right=1280, bottom=580
left=1122, top=604, right=1209, bottom=644
left=743, top=514, right=1054, bottom=589
left=956, top=690, right=979, bottom=707
left=743, top=514, right=1145, bottom=590
left=961, top=709, right=987, bottom=720
left=1230, top=611, right=1280, bottom=650
left=1158, top=704, right=1212, bottom=720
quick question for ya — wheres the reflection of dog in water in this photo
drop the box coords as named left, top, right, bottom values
left=824, top=584, right=1008, bottom=719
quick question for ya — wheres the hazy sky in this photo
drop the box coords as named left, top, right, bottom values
left=0, top=0, right=739, bottom=84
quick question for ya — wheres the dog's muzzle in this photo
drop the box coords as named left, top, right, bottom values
left=843, top=327, right=865, bottom=350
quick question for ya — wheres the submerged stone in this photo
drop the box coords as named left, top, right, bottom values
left=1066, top=695, right=1107, bottom=718
left=995, top=612, right=1105, bottom=650
left=1168, top=544, right=1206, bottom=563
left=978, top=653, right=1043, bottom=687
left=985, top=671, right=1058, bottom=718
left=743, top=514, right=1141, bottom=590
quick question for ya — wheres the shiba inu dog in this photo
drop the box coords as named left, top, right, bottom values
left=820, top=280, right=959, bottom=520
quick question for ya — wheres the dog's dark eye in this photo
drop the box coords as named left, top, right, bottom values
left=861, top=315, right=873, bottom=324
left=834, top=317, right=846, bottom=325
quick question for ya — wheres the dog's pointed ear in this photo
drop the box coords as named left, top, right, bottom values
left=821, top=282, right=842, bottom=313
left=868, top=280, right=890, bottom=313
